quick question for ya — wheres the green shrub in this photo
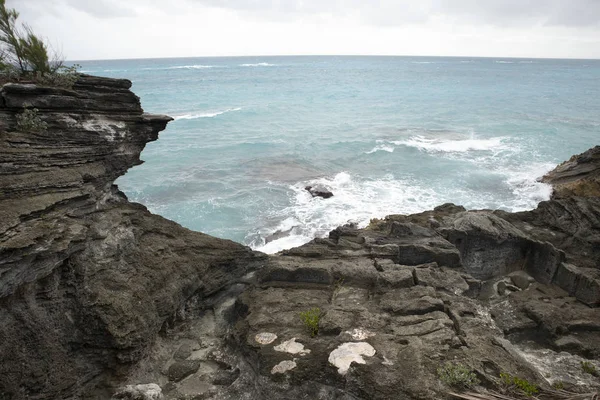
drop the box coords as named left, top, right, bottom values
left=16, top=107, right=47, bottom=132
left=581, top=361, right=599, bottom=377
left=0, top=0, right=62, bottom=74
left=299, top=307, right=321, bottom=337
left=437, top=362, right=480, bottom=389
left=37, top=64, right=80, bottom=89
left=500, top=373, right=539, bottom=397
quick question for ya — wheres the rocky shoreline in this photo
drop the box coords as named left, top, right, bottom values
left=0, top=76, right=598, bottom=400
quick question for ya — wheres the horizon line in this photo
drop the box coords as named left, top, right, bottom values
left=68, top=54, right=600, bottom=63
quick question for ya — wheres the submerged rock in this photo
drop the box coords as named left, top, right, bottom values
left=305, top=184, right=334, bottom=198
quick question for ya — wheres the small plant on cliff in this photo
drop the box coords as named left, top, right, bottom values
left=437, top=362, right=480, bottom=389
left=37, top=64, right=81, bottom=89
left=500, top=373, right=539, bottom=397
left=299, top=307, right=321, bottom=337
left=552, top=381, right=565, bottom=390
left=16, top=107, right=47, bottom=132
left=581, top=361, right=599, bottom=377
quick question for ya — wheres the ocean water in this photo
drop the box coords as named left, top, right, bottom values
left=77, top=56, right=600, bottom=253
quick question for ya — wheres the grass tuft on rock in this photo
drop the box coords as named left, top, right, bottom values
left=581, top=361, right=599, bottom=377
left=299, top=307, right=321, bottom=337
left=438, top=362, right=480, bottom=389
left=500, top=373, right=539, bottom=397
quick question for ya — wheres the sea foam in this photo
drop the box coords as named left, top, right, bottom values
left=174, top=108, right=242, bottom=120
left=240, top=63, right=278, bottom=67
left=396, top=135, right=506, bottom=153
left=251, top=172, right=440, bottom=254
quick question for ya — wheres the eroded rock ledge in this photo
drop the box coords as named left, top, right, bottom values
left=0, top=76, right=266, bottom=399
left=1, top=77, right=599, bottom=400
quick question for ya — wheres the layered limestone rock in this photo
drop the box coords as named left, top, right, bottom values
left=0, top=76, right=265, bottom=399
left=1, top=76, right=599, bottom=400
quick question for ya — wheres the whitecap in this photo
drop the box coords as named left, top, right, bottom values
left=167, top=65, right=215, bottom=69
left=365, top=144, right=395, bottom=154
left=395, top=135, right=506, bottom=153
left=240, top=63, right=278, bottom=67
left=173, top=107, right=242, bottom=120
left=495, top=61, right=514, bottom=64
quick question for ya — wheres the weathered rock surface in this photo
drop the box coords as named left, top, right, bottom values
left=1, top=77, right=599, bottom=400
left=542, top=145, right=600, bottom=199
left=0, top=76, right=265, bottom=399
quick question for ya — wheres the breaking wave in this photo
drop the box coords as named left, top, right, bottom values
left=173, top=107, right=242, bottom=120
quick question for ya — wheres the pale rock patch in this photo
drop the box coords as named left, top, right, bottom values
left=328, top=342, right=376, bottom=375
left=346, top=328, right=376, bottom=341
left=274, top=338, right=310, bottom=355
left=271, top=360, right=297, bottom=374
left=255, top=332, right=278, bottom=345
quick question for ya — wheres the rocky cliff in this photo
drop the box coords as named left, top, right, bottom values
left=0, top=77, right=599, bottom=400
left=0, top=76, right=266, bottom=399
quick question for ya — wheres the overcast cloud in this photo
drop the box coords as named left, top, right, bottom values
left=8, top=0, right=600, bottom=60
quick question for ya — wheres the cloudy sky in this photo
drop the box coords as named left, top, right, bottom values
left=10, top=0, right=600, bottom=60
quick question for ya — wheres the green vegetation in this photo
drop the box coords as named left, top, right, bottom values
left=299, top=307, right=321, bottom=337
left=37, top=64, right=81, bottom=89
left=0, top=0, right=79, bottom=88
left=581, top=361, right=599, bottom=377
left=500, top=373, right=539, bottom=397
left=437, top=362, right=480, bottom=389
left=552, top=381, right=565, bottom=390
left=16, top=107, right=47, bottom=132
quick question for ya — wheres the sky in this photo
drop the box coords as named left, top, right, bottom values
left=9, top=0, right=600, bottom=60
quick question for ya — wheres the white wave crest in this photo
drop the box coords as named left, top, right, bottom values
left=174, top=107, right=242, bottom=120
left=167, top=65, right=215, bottom=69
left=240, top=62, right=278, bottom=67
left=365, top=144, right=395, bottom=154
left=502, top=162, right=554, bottom=212
left=250, top=172, right=440, bottom=254
left=495, top=61, right=514, bottom=64
left=396, top=135, right=506, bottom=153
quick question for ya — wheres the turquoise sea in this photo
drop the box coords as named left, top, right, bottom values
left=77, top=56, right=600, bottom=253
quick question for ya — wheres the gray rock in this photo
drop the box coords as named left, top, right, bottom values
left=173, top=343, right=194, bottom=361
left=167, top=360, right=202, bottom=382
left=305, top=185, right=333, bottom=199
left=509, top=270, right=534, bottom=290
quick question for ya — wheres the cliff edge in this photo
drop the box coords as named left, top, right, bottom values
left=0, top=76, right=265, bottom=399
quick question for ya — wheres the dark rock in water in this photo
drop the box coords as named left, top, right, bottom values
left=2, top=76, right=600, bottom=400
left=305, top=185, right=334, bottom=199
left=264, top=226, right=297, bottom=244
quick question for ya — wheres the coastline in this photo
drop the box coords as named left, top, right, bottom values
left=0, top=75, right=599, bottom=399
